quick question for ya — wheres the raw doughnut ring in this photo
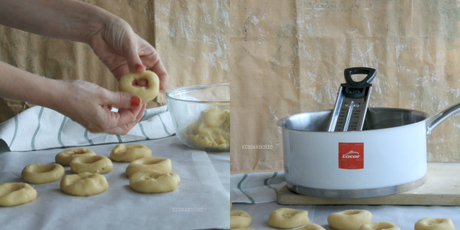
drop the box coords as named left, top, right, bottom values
left=70, top=155, right=113, bottom=174
left=327, top=210, right=372, bottom=230
left=60, top=172, right=108, bottom=196
left=415, top=217, right=455, bottom=230
left=22, top=163, right=65, bottom=184
left=358, top=222, right=400, bottom=230
left=125, top=157, right=172, bottom=177
left=129, top=170, right=180, bottom=193
left=268, top=208, right=310, bottom=229
left=0, top=183, right=37, bottom=207
left=55, top=148, right=96, bottom=166
left=298, top=224, right=326, bottom=230
left=119, top=70, right=160, bottom=103
left=110, top=144, right=152, bottom=162
left=230, top=209, right=252, bottom=229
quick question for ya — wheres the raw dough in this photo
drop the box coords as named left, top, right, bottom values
left=358, top=222, right=400, bottom=230
left=0, top=183, right=37, bottom=207
left=22, top=163, right=65, bottom=184
left=268, top=208, right=310, bottom=229
left=327, top=210, right=372, bottom=230
left=129, top=170, right=180, bottom=193
left=125, top=157, right=172, bottom=177
left=415, top=217, right=455, bottom=230
left=70, top=155, right=113, bottom=174
left=182, top=106, right=230, bottom=150
left=60, top=172, right=108, bottom=196
left=119, top=70, right=159, bottom=103
left=110, top=144, right=152, bottom=162
left=230, top=209, right=252, bottom=229
left=298, top=224, right=326, bottom=230
left=55, top=148, right=96, bottom=166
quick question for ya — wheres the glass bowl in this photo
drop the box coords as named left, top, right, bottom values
left=165, top=83, right=230, bottom=152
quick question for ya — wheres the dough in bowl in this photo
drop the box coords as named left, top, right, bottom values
left=55, top=148, right=96, bottom=166
left=0, top=183, right=37, bottom=207
left=415, top=217, right=455, bottom=230
left=129, top=170, right=180, bottom=193
left=125, top=157, right=172, bottom=177
left=22, top=163, right=65, bottom=184
left=110, top=144, right=152, bottom=162
left=230, top=209, right=252, bottom=229
left=358, top=222, right=400, bottom=230
left=327, top=210, right=372, bottom=230
left=268, top=208, right=310, bottom=229
left=60, top=172, right=108, bottom=196
left=70, top=155, right=113, bottom=174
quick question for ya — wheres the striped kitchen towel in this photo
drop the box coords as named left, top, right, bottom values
left=231, top=171, right=286, bottom=204
left=0, top=105, right=175, bottom=151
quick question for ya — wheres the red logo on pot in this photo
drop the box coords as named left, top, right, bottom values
left=339, top=143, right=364, bottom=169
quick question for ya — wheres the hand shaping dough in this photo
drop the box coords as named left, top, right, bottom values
left=268, top=208, right=310, bottom=229
left=129, top=170, right=180, bottom=193
left=298, top=224, right=326, bottom=230
left=110, top=144, right=152, bottom=162
left=125, top=157, right=172, bottom=177
left=60, top=172, right=108, bottom=196
left=22, top=163, right=65, bottom=184
left=415, top=217, right=455, bottom=230
left=55, top=148, right=96, bottom=166
left=0, top=183, right=37, bottom=207
left=70, top=155, right=113, bottom=174
left=119, top=70, right=160, bottom=103
left=327, top=210, right=372, bottom=230
left=230, top=209, right=252, bottom=229
left=358, top=222, right=400, bottom=230
left=182, top=106, right=230, bottom=150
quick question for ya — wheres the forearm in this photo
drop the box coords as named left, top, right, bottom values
left=0, top=0, right=115, bottom=43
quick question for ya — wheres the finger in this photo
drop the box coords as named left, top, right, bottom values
left=127, top=37, right=145, bottom=74
left=105, top=104, right=144, bottom=135
left=150, top=58, right=169, bottom=91
left=105, top=90, right=141, bottom=109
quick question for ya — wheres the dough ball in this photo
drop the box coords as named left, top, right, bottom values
left=70, top=155, right=113, bottom=174
left=129, top=170, right=180, bottom=193
left=230, top=209, right=252, bottom=229
left=327, top=210, right=372, bottom=230
left=0, top=183, right=37, bottom=207
left=110, top=144, right=152, bottom=162
left=55, top=148, right=96, bottom=166
left=22, top=163, right=65, bottom=184
left=60, top=172, right=108, bottom=196
left=358, top=222, right=400, bottom=230
left=125, top=157, right=171, bottom=177
left=298, top=224, right=326, bottom=230
left=119, top=70, right=160, bottom=103
left=182, top=106, right=230, bottom=150
left=415, top=217, right=455, bottom=230
left=268, top=208, right=310, bottom=229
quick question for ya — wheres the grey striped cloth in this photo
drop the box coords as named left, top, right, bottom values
left=0, top=105, right=174, bottom=151
left=231, top=171, right=286, bottom=204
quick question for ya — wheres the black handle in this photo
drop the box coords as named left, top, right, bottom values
left=344, top=67, right=376, bottom=87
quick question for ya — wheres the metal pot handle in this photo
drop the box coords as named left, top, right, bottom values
left=426, top=103, right=460, bottom=135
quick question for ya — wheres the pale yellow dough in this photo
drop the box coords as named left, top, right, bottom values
left=119, top=70, right=159, bottom=103
left=415, top=217, right=455, bottom=230
left=110, top=144, right=152, bottom=162
left=70, top=155, right=113, bottom=174
left=182, top=106, right=230, bottom=150
left=358, top=222, right=400, bottom=230
left=268, top=208, right=310, bottom=229
left=0, top=183, right=37, bottom=207
left=298, top=224, right=326, bottom=230
left=230, top=209, right=252, bottom=229
left=60, top=172, right=108, bottom=196
left=125, top=157, right=172, bottom=177
left=129, top=170, right=180, bottom=193
left=327, top=210, right=372, bottom=230
left=22, top=163, right=65, bottom=184
left=55, top=148, right=96, bottom=166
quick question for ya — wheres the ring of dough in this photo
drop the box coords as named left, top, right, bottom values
left=22, top=163, right=65, bottom=184
left=119, top=70, right=160, bottom=103
left=230, top=209, right=252, bottom=229
left=298, top=224, right=326, bottom=230
left=327, top=210, right=372, bottom=230
left=60, top=172, right=108, bottom=196
left=125, top=157, right=172, bottom=177
left=129, top=170, right=180, bottom=193
left=70, top=155, right=113, bottom=174
left=358, top=222, right=400, bottom=230
left=55, top=148, right=96, bottom=166
left=110, top=144, right=152, bottom=162
left=268, top=208, right=310, bottom=229
left=0, top=183, right=37, bottom=207
left=415, top=217, right=455, bottom=230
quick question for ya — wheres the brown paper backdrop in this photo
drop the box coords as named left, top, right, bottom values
left=230, top=0, right=460, bottom=173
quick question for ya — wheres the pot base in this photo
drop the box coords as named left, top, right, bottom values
left=286, top=176, right=426, bottom=199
